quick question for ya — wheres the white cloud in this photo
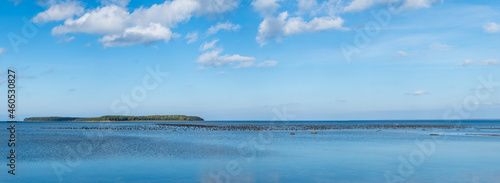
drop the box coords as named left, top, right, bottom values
left=233, top=60, right=278, bottom=69
left=397, top=0, right=441, bottom=11
left=456, top=59, right=500, bottom=67
left=297, top=0, right=318, bottom=14
left=39, top=0, right=238, bottom=47
left=32, top=1, right=84, bottom=23
left=456, top=59, right=474, bottom=67
left=429, top=42, right=451, bottom=51
left=101, top=0, right=130, bottom=7
left=343, top=0, right=379, bottom=12
left=257, top=60, right=278, bottom=67
left=185, top=32, right=198, bottom=44
left=206, top=22, right=241, bottom=36
left=196, top=40, right=277, bottom=69
left=196, top=0, right=239, bottom=16
left=252, top=0, right=282, bottom=16
left=52, top=5, right=131, bottom=35
left=406, top=90, right=430, bottom=96
left=256, top=11, right=346, bottom=46
left=99, top=23, right=174, bottom=47
left=0, top=48, right=6, bottom=55
left=58, top=36, right=75, bottom=43
left=196, top=41, right=255, bottom=69
left=199, top=39, right=219, bottom=51
left=484, top=22, right=500, bottom=33
left=197, top=48, right=255, bottom=69
left=396, top=51, right=407, bottom=57
left=479, top=59, right=500, bottom=66
left=233, top=61, right=255, bottom=69
left=344, top=0, right=441, bottom=12
left=251, top=0, right=440, bottom=47
left=129, top=0, right=200, bottom=28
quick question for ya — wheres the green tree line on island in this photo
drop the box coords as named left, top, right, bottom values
left=24, top=115, right=204, bottom=122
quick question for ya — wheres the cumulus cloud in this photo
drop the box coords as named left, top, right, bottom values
left=196, top=41, right=277, bottom=69
left=256, top=11, right=346, bottom=46
left=233, top=61, right=255, bottom=69
left=406, top=90, right=429, bottom=96
left=99, top=23, right=174, bottom=47
left=456, top=59, right=474, bottom=67
left=196, top=0, right=238, bottom=16
left=206, top=22, right=241, bottom=36
left=251, top=0, right=440, bottom=46
left=396, top=0, right=441, bottom=11
left=344, top=0, right=441, bottom=12
left=196, top=40, right=255, bottom=69
left=343, top=0, right=379, bottom=12
left=185, top=32, right=198, bottom=44
left=297, top=0, right=318, bottom=14
left=51, top=5, right=131, bottom=35
left=233, top=60, right=278, bottom=69
left=457, top=59, right=500, bottom=67
left=58, top=36, right=75, bottom=43
left=37, top=0, right=238, bottom=47
left=32, top=1, right=84, bottom=23
left=197, top=48, right=255, bottom=69
left=479, top=59, right=500, bottom=66
left=199, top=39, right=219, bottom=51
left=251, top=0, right=282, bottom=16
left=256, top=60, right=278, bottom=67
left=484, top=22, right=500, bottom=33
left=101, top=0, right=130, bottom=7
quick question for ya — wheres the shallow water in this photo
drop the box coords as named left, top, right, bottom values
left=1, top=120, right=499, bottom=182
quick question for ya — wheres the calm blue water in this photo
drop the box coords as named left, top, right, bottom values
left=1, top=120, right=499, bottom=182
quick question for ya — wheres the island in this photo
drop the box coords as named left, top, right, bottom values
left=24, top=115, right=204, bottom=122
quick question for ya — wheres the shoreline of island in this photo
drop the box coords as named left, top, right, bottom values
left=23, top=115, right=204, bottom=122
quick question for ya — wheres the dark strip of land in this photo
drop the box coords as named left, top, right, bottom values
left=24, top=115, right=204, bottom=122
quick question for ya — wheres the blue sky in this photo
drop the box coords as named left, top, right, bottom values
left=1, top=0, right=500, bottom=120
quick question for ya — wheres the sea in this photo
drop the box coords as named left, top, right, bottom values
left=1, top=120, right=499, bottom=183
